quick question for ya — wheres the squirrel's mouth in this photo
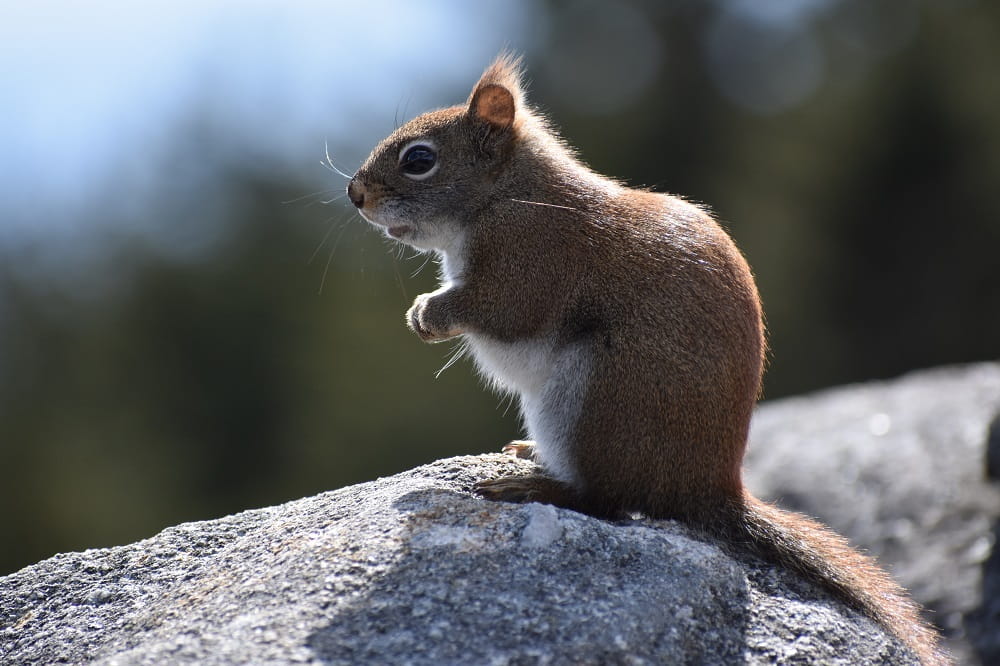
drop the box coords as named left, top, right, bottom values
left=387, top=225, right=412, bottom=239
left=356, top=207, right=413, bottom=241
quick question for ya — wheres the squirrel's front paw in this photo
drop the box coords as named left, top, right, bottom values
left=406, top=293, right=459, bottom=343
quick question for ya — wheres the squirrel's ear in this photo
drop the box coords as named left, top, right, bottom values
left=469, top=84, right=515, bottom=129
left=468, top=52, right=524, bottom=130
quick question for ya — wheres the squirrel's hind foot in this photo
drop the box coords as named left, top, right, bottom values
left=474, top=474, right=577, bottom=509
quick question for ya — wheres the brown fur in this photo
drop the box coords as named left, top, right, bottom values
left=347, top=54, right=947, bottom=664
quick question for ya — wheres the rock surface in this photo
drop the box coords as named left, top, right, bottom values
left=745, top=363, right=1000, bottom=665
left=3, top=462, right=910, bottom=665
left=2, top=363, right=998, bottom=665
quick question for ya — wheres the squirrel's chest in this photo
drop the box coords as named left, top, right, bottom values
left=465, top=334, right=556, bottom=398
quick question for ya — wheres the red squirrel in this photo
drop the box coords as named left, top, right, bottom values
left=347, top=54, right=945, bottom=664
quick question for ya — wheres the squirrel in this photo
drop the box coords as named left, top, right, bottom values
left=346, top=54, right=946, bottom=664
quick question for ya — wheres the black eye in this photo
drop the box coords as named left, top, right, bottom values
left=400, top=144, right=437, bottom=176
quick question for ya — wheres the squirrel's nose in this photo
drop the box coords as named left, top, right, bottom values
left=347, top=179, right=366, bottom=208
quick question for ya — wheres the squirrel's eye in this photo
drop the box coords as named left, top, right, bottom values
left=399, top=143, right=438, bottom=179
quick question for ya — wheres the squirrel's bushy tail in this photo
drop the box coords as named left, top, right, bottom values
left=720, top=493, right=947, bottom=665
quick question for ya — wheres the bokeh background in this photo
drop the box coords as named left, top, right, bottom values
left=2, top=0, right=998, bottom=576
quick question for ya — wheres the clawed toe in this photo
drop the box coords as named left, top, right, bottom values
left=501, top=440, right=536, bottom=460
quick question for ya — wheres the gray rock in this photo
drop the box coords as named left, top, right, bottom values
left=8, top=363, right=1000, bottom=665
left=745, top=363, right=1000, bottom=665
left=2, top=455, right=913, bottom=665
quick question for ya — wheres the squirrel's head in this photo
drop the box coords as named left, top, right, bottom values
left=347, top=53, right=526, bottom=253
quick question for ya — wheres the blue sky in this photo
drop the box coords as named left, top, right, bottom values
left=0, top=1, right=537, bottom=247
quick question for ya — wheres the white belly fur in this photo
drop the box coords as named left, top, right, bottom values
left=465, top=334, right=554, bottom=398
left=465, top=333, right=590, bottom=485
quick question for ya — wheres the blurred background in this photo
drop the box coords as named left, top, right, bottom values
left=1, top=0, right=998, bottom=576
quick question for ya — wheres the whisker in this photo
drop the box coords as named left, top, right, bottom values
left=390, top=252, right=409, bottom=301
left=320, top=192, right=349, bottom=205
left=402, top=246, right=425, bottom=262
left=500, top=391, right=517, bottom=418
left=435, top=340, right=469, bottom=378
left=308, top=216, right=346, bottom=265
left=394, top=92, right=414, bottom=130
left=401, top=93, right=412, bottom=125
left=510, top=198, right=578, bottom=212
left=283, top=188, right=336, bottom=205
left=318, top=219, right=352, bottom=295
left=410, top=253, right=434, bottom=278
left=323, top=139, right=354, bottom=180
